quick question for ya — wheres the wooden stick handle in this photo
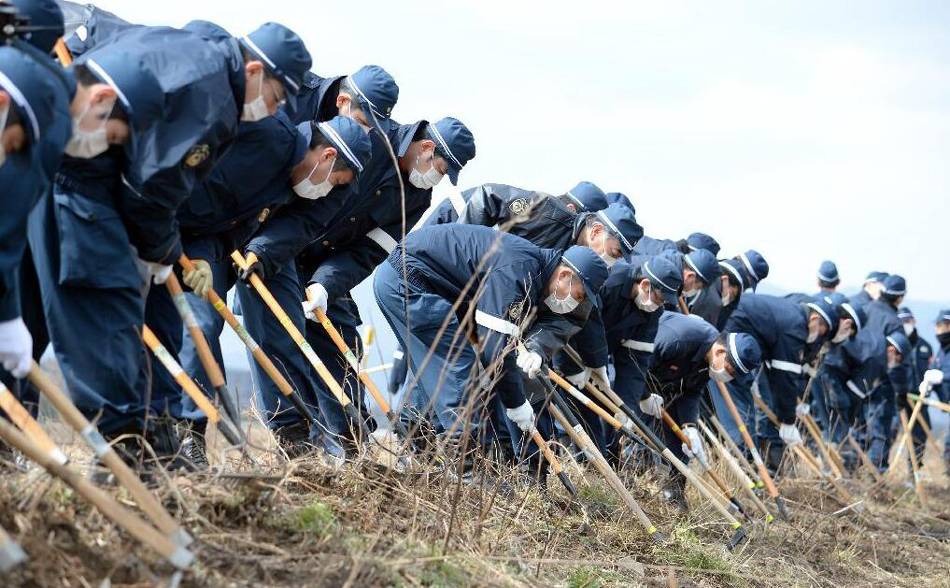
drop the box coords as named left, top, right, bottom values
left=0, top=418, right=191, bottom=568
left=847, top=433, right=882, bottom=482
left=899, top=410, right=927, bottom=509
left=314, top=306, right=393, bottom=414
left=28, top=363, right=188, bottom=545
left=179, top=255, right=298, bottom=399
left=230, top=251, right=351, bottom=410
left=714, top=380, right=780, bottom=499
left=165, top=273, right=226, bottom=388
left=0, top=384, right=66, bottom=465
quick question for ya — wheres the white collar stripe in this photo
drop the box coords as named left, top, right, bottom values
left=428, top=124, right=463, bottom=169
left=0, top=71, right=39, bottom=141
left=85, top=59, right=132, bottom=114
left=643, top=262, right=676, bottom=293
left=728, top=333, right=748, bottom=374
left=596, top=211, right=633, bottom=251
left=318, top=122, right=363, bottom=172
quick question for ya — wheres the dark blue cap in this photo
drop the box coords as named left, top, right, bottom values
left=683, top=249, right=720, bottom=286
left=886, top=331, right=911, bottom=358
left=605, top=192, right=634, bottom=214
left=593, top=203, right=643, bottom=255
left=12, top=0, right=64, bottom=54
left=74, top=49, right=165, bottom=157
left=817, top=260, right=839, bottom=286
left=428, top=117, right=475, bottom=185
left=312, top=116, right=372, bottom=177
left=865, top=271, right=889, bottom=284
left=821, top=292, right=848, bottom=306
left=726, top=332, right=762, bottom=375
left=345, top=65, right=399, bottom=135
left=241, top=23, right=311, bottom=111
left=686, top=232, right=720, bottom=256
left=641, top=255, right=683, bottom=306
left=737, top=249, right=769, bottom=290
left=561, top=246, right=609, bottom=304
left=565, top=181, right=608, bottom=212
left=897, top=307, right=913, bottom=321
left=806, top=296, right=838, bottom=336
left=719, top=259, right=745, bottom=290
left=0, top=46, right=58, bottom=144
left=882, top=274, right=906, bottom=297
left=935, top=309, right=950, bottom=324
left=838, top=300, right=866, bottom=334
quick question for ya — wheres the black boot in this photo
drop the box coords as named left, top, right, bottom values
left=144, top=417, right=191, bottom=473
left=180, top=420, right=209, bottom=471
left=275, top=421, right=313, bottom=458
left=662, top=471, right=689, bottom=512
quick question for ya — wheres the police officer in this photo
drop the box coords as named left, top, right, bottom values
left=816, top=260, right=840, bottom=294
left=653, top=249, right=721, bottom=315
left=644, top=314, right=762, bottom=509
left=812, top=298, right=874, bottom=465
left=897, top=307, right=933, bottom=397
left=373, top=225, right=608, bottom=449
left=715, top=292, right=837, bottom=466
left=863, top=274, right=919, bottom=470
left=0, top=1, right=67, bottom=395
left=559, top=255, right=683, bottom=456
left=633, top=231, right=720, bottom=257
left=175, top=116, right=369, bottom=465
left=231, top=65, right=399, bottom=455
left=31, top=21, right=309, bottom=469
left=930, top=310, right=950, bottom=472
left=851, top=270, right=888, bottom=309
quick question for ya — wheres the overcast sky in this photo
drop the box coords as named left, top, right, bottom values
left=96, top=0, right=950, bottom=302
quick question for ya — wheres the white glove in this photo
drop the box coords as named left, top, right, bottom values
left=779, top=423, right=803, bottom=446
left=638, top=393, right=664, bottom=418
left=136, top=258, right=172, bottom=285
left=566, top=368, right=590, bottom=389
left=795, top=402, right=811, bottom=418
left=0, top=318, right=32, bottom=378
left=592, top=366, right=609, bottom=386
left=516, top=348, right=543, bottom=379
left=302, top=283, right=329, bottom=322
left=681, top=425, right=706, bottom=464
left=182, top=258, right=213, bottom=300
left=923, top=369, right=944, bottom=387
left=505, top=399, right=536, bottom=432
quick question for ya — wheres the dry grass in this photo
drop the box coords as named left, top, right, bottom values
left=1, top=414, right=949, bottom=588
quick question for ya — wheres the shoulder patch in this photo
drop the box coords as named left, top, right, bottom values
left=183, top=144, right=210, bottom=169
left=258, top=208, right=271, bottom=223
left=508, top=300, right=524, bottom=321
left=920, top=345, right=928, bottom=353
left=508, top=197, right=528, bottom=215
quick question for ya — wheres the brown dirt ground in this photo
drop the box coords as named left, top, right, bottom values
left=1, top=416, right=949, bottom=588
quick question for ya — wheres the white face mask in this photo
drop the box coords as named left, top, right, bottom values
left=242, top=74, right=270, bottom=122
left=710, top=361, right=733, bottom=382
left=635, top=285, right=660, bottom=312
left=683, top=285, right=701, bottom=298
left=721, top=285, right=732, bottom=307
left=65, top=102, right=112, bottom=159
left=594, top=230, right=621, bottom=268
left=408, top=154, right=444, bottom=189
left=0, top=105, right=8, bottom=168
left=903, top=323, right=914, bottom=337
left=887, top=357, right=900, bottom=370
left=293, top=157, right=335, bottom=200
left=544, top=274, right=580, bottom=314
left=806, top=320, right=820, bottom=344
left=831, top=330, right=850, bottom=345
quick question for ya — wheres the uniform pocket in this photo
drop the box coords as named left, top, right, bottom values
left=53, top=191, right=140, bottom=290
